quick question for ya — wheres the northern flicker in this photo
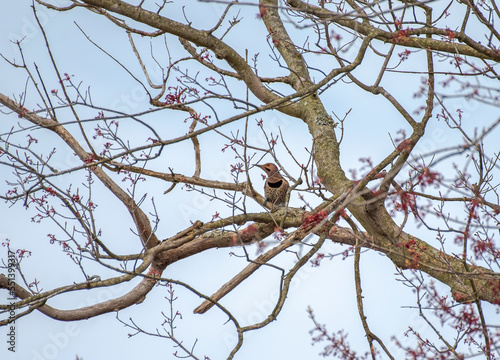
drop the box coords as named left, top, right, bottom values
left=257, top=163, right=289, bottom=210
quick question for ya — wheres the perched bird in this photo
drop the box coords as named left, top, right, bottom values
left=257, top=163, right=289, bottom=210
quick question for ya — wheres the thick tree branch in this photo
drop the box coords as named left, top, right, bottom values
left=2, top=204, right=499, bottom=324
left=78, top=0, right=303, bottom=117
left=259, top=0, right=313, bottom=90
left=0, top=273, right=157, bottom=322
left=287, top=0, right=500, bottom=61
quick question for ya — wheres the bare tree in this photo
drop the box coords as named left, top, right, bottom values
left=1, top=0, right=500, bottom=358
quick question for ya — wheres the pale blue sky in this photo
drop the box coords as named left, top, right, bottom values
left=1, top=1, right=498, bottom=360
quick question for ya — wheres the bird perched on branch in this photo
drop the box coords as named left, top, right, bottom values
left=256, top=163, right=289, bottom=210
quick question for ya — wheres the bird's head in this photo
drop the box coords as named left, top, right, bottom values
left=256, top=163, right=280, bottom=177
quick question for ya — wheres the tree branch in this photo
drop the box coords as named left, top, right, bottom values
left=78, top=0, right=303, bottom=117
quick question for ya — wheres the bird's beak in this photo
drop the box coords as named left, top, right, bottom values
left=255, top=164, right=265, bottom=170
